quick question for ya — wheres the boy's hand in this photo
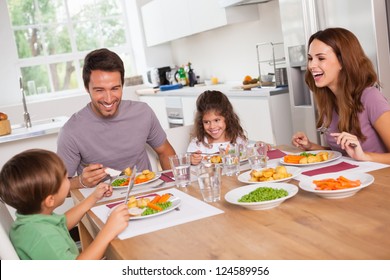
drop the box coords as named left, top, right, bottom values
left=105, top=204, right=130, bottom=238
left=92, top=183, right=113, bottom=200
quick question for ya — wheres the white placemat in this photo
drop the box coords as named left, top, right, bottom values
left=90, top=188, right=224, bottom=240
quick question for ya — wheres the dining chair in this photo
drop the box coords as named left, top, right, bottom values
left=0, top=201, right=20, bottom=260
left=146, top=125, right=194, bottom=171
left=165, top=124, right=193, bottom=154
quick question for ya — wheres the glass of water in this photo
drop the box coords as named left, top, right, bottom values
left=197, top=163, right=222, bottom=202
left=247, top=142, right=267, bottom=171
left=219, top=143, right=241, bottom=176
left=169, top=153, right=191, bottom=188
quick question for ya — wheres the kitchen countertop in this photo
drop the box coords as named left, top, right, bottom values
left=136, top=83, right=288, bottom=97
left=0, top=116, right=69, bottom=144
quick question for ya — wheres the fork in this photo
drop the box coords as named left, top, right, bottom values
left=317, top=126, right=357, bottom=147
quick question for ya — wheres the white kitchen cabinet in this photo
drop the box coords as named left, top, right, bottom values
left=141, top=0, right=259, bottom=46
left=230, top=93, right=293, bottom=145
left=138, top=95, right=169, bottom=130
left=230, top=97, right=274, bottom=143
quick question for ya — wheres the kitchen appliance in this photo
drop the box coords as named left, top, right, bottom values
left=146, top=66, right=171, bottom=88
left=165, top=97, right=184, bottom=128
left=279, top=0, right=390, bottom=144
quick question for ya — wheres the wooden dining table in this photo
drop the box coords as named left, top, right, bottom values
left=70, top=146, right=390, bottom=260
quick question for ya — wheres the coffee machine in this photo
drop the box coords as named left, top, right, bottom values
left=146, top=66, right=171, bottom=88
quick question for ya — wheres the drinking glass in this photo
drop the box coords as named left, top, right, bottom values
left=219, top=143, right=240, bottom=176
left=168, top=154, right=191, bottom=188
left=197, top=163, right=222, bottom=202
left=247, top=142, right=267, bottom=171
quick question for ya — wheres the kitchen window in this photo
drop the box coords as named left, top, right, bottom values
left=6, top=0, right=139, bottom=99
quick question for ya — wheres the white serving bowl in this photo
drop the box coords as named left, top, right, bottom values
left=298, top=172, right=374, bottom=199
left=224, top=182, right=298, bottom=210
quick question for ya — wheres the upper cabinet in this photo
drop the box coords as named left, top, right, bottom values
left=141, top=0, right=259, bottom=46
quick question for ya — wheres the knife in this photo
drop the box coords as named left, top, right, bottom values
left=123, top=165, right=137, bottom=206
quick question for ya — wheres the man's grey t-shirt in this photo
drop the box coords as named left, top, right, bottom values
left=57, top=100, right=166, bottom=177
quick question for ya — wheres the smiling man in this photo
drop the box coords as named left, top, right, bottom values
left=57, top=48, right=175, bottom=190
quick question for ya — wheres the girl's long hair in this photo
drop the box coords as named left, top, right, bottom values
left=305, top=27, right=378, bottom=141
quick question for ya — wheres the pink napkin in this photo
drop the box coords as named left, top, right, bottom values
left=302, top=161, right=359, bottom=176
left=160, top=171, right=175, bottom=182
left=267, top=149, right=287, bottom=160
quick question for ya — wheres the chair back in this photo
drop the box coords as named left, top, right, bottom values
left=0, top=202, right=20, bottom=260
left=165, top=125, right=193, bottom=154
left=146, top=125, right=194, bottom=171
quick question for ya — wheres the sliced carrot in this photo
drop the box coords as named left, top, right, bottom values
left=313, top=176, right=361, bottom=190
left=147, top=202, right=162, bottom=211
left=283, top=155, right=305, bottom=164
left=158, top=193, right=171, bottom=203
left=150, top=195, right=161, bottom=204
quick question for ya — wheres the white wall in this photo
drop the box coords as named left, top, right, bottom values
left=169, top=0, right=284, bottom=82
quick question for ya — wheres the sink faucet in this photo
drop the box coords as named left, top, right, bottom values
left=19, top=77, right=32, bottom=128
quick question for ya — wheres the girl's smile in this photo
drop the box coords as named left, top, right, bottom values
left=202, top=111, right=227, bottom=143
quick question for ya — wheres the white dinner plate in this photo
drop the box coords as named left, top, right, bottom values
left=279, top=150, right=342, bottom=166
left=224, top=183, right=298, bottom=210
left=111, top=173, right=161, bottom=189
left=129, top=195, right=181, bottom=220
left=238, top=166, right=301, bottom=184
left=298, top=172, right=374, bottom=199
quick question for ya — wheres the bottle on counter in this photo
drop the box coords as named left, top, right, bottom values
left=176, top=66, right=187, bottom=86
left=187, top=62, right=197, bottom=87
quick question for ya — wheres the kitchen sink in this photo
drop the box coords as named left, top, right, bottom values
left=0, top=116, right=69, bottom=144
left=11, top=117, right=67, bottom=130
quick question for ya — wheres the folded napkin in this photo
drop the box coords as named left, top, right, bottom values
left=160, top=171, right=175, bottom=182
left=302, top=161, right=359, bottom=176
left=267, top=149, right=287, bottom=160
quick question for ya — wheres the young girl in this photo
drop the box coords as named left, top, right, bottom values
left=0, top=149, right=130, bottom=260
left=187, top=90, right=248, bottom=165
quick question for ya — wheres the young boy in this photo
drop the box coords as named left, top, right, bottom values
left=0, top=149, right=130, bottom=260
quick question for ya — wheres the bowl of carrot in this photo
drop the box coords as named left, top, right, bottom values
left=298, top=172, right=374, bottom=199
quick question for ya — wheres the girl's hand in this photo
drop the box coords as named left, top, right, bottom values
left=92, top=183, right=113, bottom=200
left=330, top=132, right=369, bottom=161
left=255, top=141, right=273, bottom=151
left=291, top=131, right=312, bottom=150
left=190, top=151, right=203, bottom=165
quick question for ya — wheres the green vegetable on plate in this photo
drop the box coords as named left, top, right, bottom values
left=238, top=187, right=288, bottom=203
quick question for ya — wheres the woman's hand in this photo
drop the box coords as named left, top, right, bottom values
left=291, top=131, right=313, bottom=150
left=330, top=132, right=369, bottom=161
left=190, top=151, right=203, bottom=165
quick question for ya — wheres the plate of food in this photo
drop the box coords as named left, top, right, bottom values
left=126, top=193, right=181, bottom=220
left=111, top=170, right=161, bottom=189
left=298, top=172, right=374, bottom=199
left=224, top=183, right=298, bottom=210
left=203, top=154, right=251, bottom=164
left=280, top=150, right=342, bottom=166
left=238, top=166, right=301, bottom=184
